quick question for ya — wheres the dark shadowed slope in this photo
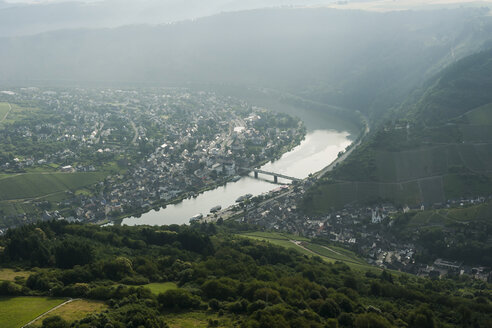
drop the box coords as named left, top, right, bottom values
left=1, top=8, right=492, bottom=118
left=302, top=48, right=492, bottom=212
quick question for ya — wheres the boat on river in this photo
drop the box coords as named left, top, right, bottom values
left=236, top=193, right=253, bottom=202
left=189, top=213, right=203, bottom=223
left=210, top=205, right=222, bottom=213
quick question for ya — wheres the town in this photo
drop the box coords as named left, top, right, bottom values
left=1, top=87, right=490, bottom=283
left=210, top=176, right=492, bottom=282
left=0, top=88, right=305, bottom=228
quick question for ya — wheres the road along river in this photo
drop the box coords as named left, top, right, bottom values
left=122, top=97, right=358, bottom=226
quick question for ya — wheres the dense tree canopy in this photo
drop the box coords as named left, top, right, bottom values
left=0, top=221, right=491, bottom=327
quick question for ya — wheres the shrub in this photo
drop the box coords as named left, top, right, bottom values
left=41, top=316, right=69, bottom=328
left=157, top=289, right=201, bottom=310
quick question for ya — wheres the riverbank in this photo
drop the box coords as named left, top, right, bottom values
left=122, top=128, right=353, bottom=226
left=119, top=88, right=364, bottom=226
left=113, top=122, right=307, bottom=225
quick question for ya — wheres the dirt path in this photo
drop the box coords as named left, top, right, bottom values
left=320, top=245, right=345, bottom=257
left=22, top=298, right=80, bottom=328
left=289, top=240, right=369, bottom=267
left=290, top=240, right=318, bottom=255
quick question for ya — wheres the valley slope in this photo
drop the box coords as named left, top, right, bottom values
left=302, top=49, right=492, bottom=213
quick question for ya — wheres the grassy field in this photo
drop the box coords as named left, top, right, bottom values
left=0, top=200, right=38, bottom=217
left=144, top=282, right=178, bottom=295
left=303, top=243, right=366, bottom=265
left=163, top=311, right=238, bottom=328
left=0, top=172, right=106, bottom=201
left=238, top=232, right=314, bottom=257
left=29, top=299, right=108, bottom=327
left=465, top=102, right=492, bottom=125
left=238, top=232, right=375, bottom=271
left=239, top=231, right=310, bottom=242
left=0, top=268, right=32, bottom=282
left=0, top=297, right=65, bottom=328
left=1, top=103, right=41, bottom=125
left=0, top=102, right=10, bottom=120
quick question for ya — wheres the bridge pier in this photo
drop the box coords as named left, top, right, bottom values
left=254, top=171, right=258, bottom=179
left=274, top=175, right=278, bottom=183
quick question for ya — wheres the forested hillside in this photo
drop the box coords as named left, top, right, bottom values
left=0, top=221, right=491, bottom=327
left=1, top=8, right=492, bottom=118
left=302, top=48, right=492, bottom=212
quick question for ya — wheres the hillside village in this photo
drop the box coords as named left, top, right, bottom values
left=214, top=177, right=492, bottom=281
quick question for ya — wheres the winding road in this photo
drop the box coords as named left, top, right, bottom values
left=21, top=298, right=80, bottom=328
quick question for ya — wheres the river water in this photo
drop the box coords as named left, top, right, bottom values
left=122, top=95, right=355, bottom=226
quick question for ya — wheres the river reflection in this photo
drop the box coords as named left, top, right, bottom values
left=122, top=129, right=351, bottom=226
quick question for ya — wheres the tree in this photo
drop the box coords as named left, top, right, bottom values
left=408, top=305, right=435, bottom=328
left=42, top=316, right=69, bottom=328
left=55, top=239, right=94, bottom=269
left=103, top=257, right=134, bottom=280
left=354, top=313, right=392, bottom=328
left=157, top=289, right=200, bottom=310
left=318, top=299, right=341, bottom=318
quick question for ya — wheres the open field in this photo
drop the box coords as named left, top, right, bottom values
left=0, top=102, right=10, bottom=120
left=303, top=243, right=366, bottom=265
left=144, top=282, right=178, bottom=295
left=465, top=102, right=492, bottom=125
left=0, top=172, right=106, bottom=201
left=0, top=268, right=32, bottom=282
left=239, top=231, right=310, bottom=242
left=0, top=200, right=39, bottom=217
left=163, top=311, right=238, bottom=328
left=238, top=232, right=314, bottom=257
left=29, top=299, right=108, bottom=327
left=238, top=231, right=374, bottom=271
left=0, top=297, right=65, bottom=328
left=0, top=103, right=41, bottom=125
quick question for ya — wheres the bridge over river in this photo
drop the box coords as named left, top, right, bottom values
left=241, top=167, right=301, bottom=183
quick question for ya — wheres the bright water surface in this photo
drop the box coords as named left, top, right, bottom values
left=122, top=128, right=351, bottom=226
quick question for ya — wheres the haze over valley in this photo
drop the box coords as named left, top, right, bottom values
left=1, top=1, right=492, bottom=327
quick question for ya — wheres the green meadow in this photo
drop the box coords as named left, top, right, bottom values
left=0, top=297, right=65, bottom=328
left=29, top=299, right=108, bottom=327
left=238, top=231, right=374, bottom=271
left=0, top=172, right=106, bottom=201
left=0, top=102, right=10, bottom=120
left=144, top=282, right=178, bottom=295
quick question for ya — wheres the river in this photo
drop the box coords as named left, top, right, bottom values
left=122, top=93, right=356, bottom=226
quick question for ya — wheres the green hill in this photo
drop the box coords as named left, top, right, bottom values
left=0, top=221, right=491, bottom=327
left=407, top=50, right=492, bottom=124
left=302, top=49, right=492, bottom=212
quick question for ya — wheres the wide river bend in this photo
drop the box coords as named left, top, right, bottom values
left=122, top=98, right=356, bottom=226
